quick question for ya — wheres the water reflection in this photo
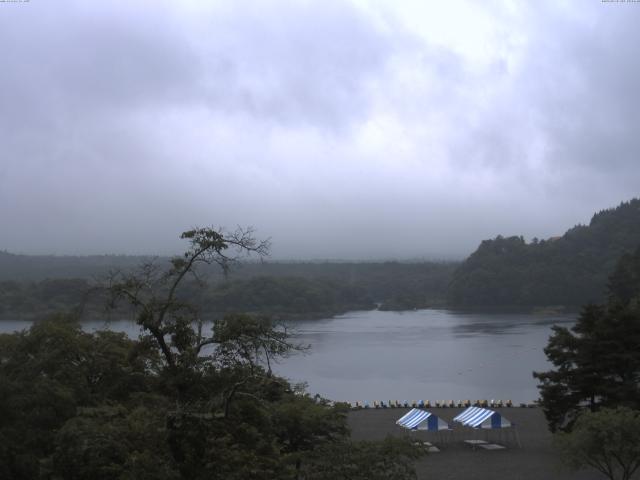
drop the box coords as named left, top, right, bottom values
left=450, top=313, right=575, bottom=337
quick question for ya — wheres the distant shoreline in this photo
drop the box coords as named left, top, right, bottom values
left=0, top=304, right=581, bottom=324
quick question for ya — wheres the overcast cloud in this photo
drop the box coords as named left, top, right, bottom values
left=1, top=0, right=639, bottom=259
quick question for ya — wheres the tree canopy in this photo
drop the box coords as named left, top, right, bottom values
left=0, top=227, right=425, bottom=479
left=555, top=407, right=640, bottom=480
left=534, top=246, right=640, bottom=432
left=0, top=262, right=455, bottom=322
left=449, top=198, right=640, bottom=307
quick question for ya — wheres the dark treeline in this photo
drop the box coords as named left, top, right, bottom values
left=0, top=315, right=424, bottom=480
left=448, top=198, right=640, bottom=308
left=531, top=246, right=640, bottom=480
left=0, top=252, right=147, bottom=281
left=0, top=278, right=90, bottom=320
left=3, top=198, right=640, bottom=317
left=0, top=260, right=457, bottom=321
left=228, top=262, right=458, bottom=312
left=0, top=226, right=425, bottom=479
left=534, top=245, right=640, bottom=432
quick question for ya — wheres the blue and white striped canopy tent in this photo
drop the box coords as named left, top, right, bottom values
left=453, top=406, right=512, bottom=429
left=396, top=409, right=450, bottom=431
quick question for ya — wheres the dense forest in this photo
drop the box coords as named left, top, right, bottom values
left=0, top=315, right=425, bottom=480
left=2, top=198, right=640, bottom=318
left=448, top=199, right=640, bottom=308
left=0, top=228, right=424, bottom=479
left=0, top=257, right=456, bottom=321
left=534, top=245, right=640, bottom=432
left=0, top=252, right=146, bottom=281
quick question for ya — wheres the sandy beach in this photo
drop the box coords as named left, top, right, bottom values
left=348, top=407, right=606, bottom=480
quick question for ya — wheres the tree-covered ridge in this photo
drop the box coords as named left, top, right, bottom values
left=0, top=262, right=455, bottom=321
left=199, top=261, right=455, bottom=316
left=201, top=276, right=375, bottom=318
left=0, top=251, right=148, bottom=281
left=448, top=198, right=640, bottom=307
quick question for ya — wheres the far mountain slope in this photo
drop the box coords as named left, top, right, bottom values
left=447, top=198, right=640, bottom=308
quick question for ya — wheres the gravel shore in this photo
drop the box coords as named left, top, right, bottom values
left=348, top=407, right=605, bottom=480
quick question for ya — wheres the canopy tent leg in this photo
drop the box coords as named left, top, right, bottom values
left=514, top=426, right=522, bottom=448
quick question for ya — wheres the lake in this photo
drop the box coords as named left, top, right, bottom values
left=274, top=309, right=575, bottom=404
left=1, top=309, right=575, bottom=404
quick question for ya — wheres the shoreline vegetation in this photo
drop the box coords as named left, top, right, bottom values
left=449, top=199, right=640, bottom=308
left=1, top=199, right=639, bottom=479
left=1, top=199, right=638, bottom=322
left=0, top=304, right=579, bottom=323
left=0, top=229, right=434, bottom=479
left=0, top=263, right=456, bottom=322
left=0, top=295, right=579, bottom=323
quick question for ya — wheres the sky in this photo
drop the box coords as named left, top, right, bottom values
left=1, top=0, right=639, bottom=260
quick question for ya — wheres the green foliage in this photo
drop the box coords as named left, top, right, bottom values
left=0, top=313, right=365, bottom=479
left=0, top=260, right=456, bottom=321
left=608, top=248, right=640, bottom=307
left=449, top=198, right=640, bottom=307
left=0, top=228, right=427, bottom=479
left=190, top=260, right=455, bottom=314
left=271, top=395, right=349, bottom=468
left=0, top=251, right=145, bottom=281
left=0, top=278, right=90, bottom=319
left=555, top=407, right=640, bottom=480
left=300, top=436, right=425, bottom=480
left=534, top=247, right=640, bottom=431
left=105, top=227, right=269, bottom=375
left=0, top=315, right=159, bottom=479
left=213, top=313, right=304, bottom=374
left=53, top=404, right=180, bottom=480
left=202, top=275, right=376, bottom=318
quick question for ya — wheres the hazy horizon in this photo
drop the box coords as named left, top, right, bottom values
left=0, top=197, right=623, bottom=261
left=2, top=1, right=639, bottom=259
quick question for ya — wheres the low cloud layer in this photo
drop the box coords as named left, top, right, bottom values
left=1, top=0, right=639, bottom=259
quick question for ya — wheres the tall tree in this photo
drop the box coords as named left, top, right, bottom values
left=555, top=407, right=640, bottom=480
left=0, top=315, right=161, bottom=479
left=1, top=228, right=426, bottom=479
left=534, top=246, right=640, bottom=431
left=106, top=227, right=269, bottom=396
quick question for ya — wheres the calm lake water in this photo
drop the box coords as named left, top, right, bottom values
left=1, top=309, right=575, bottom=404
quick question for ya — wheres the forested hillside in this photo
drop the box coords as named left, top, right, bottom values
left=0, top=259, right=456, bottom=320
left=0, top=251, right=147, bottom=281
left=6, top=198, right=638, bottom=315
left=448, top=199, right=640, bottom=307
